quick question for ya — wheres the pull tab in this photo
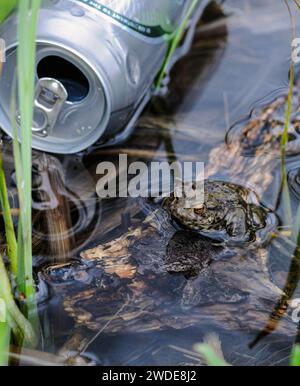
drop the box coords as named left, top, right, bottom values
left=32, top=78, right=68, bottom=137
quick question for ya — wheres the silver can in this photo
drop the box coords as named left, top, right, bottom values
left=0, top=0, right=213, bottom=154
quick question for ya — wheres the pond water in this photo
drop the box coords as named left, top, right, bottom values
left=5, top=0, right=300, bottom=366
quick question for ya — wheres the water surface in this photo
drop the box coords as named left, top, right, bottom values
left=12, top=0, right=300, bottom=366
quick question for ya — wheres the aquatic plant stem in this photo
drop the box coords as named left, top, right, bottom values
left=280, top=61, right=293, bottom=226
left=0, top=1, right=19, bottom=364
left=0, top=321, right=10, bottom=366
left=0, top=256, right=36, bottom=347
left=292, top=0, right=300, bottom=11
left=280, top=0, right=295, bottom=226
left=0, top=297, right=9, bottom=366
left=156, top=0, right=200, bottom=89
left=194, top=334, right=231, bottom=367
left=16, top=0, right=40, bottom=301
left=0, top=0, right=17, bottom=23
left=0, top=148, right=18, bottom=276
left=291, top=344, right=300, bottom=366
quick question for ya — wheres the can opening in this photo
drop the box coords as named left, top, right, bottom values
left=37, top=56, right=90, bottom=103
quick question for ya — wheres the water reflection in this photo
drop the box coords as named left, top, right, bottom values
left=38, top=0, right=300, bottom=365
left=2, top=0, right=300, bottom=366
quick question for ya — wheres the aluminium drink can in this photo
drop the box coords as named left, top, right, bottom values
left=0, top=0, right=214, bottom=154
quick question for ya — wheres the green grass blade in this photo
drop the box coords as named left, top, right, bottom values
left=0, top=298, right=10, bottom=365
left=10, top=77, right=24, bottom=213
left=0, top=321, right=10, bottom=366
left=0, top=148, right=18, bottom=276
left=291, top=345, right=300, bottom=366
left=156, top=0, right=201, bottom=89
left=280, top=0, right=296, bottom=227
left=0, top=256, right=36, bottom=347
left=0, top=0, right=17, bottom=23
left=293, top=0, right=300, bottom=11
left=16, top=0, right=41, bottom=301
left=279, top=60, right=294, bottom=227
left=194, top=343, right=231, bottom=366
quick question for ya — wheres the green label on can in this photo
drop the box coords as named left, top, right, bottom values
left=75, top=0, right=169, bottom=38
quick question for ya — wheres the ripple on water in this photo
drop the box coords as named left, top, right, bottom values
left=226, top=88, right=300, bottom=158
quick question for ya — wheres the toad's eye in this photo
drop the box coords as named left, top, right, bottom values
left=194, top=207, right=205, bottom=215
